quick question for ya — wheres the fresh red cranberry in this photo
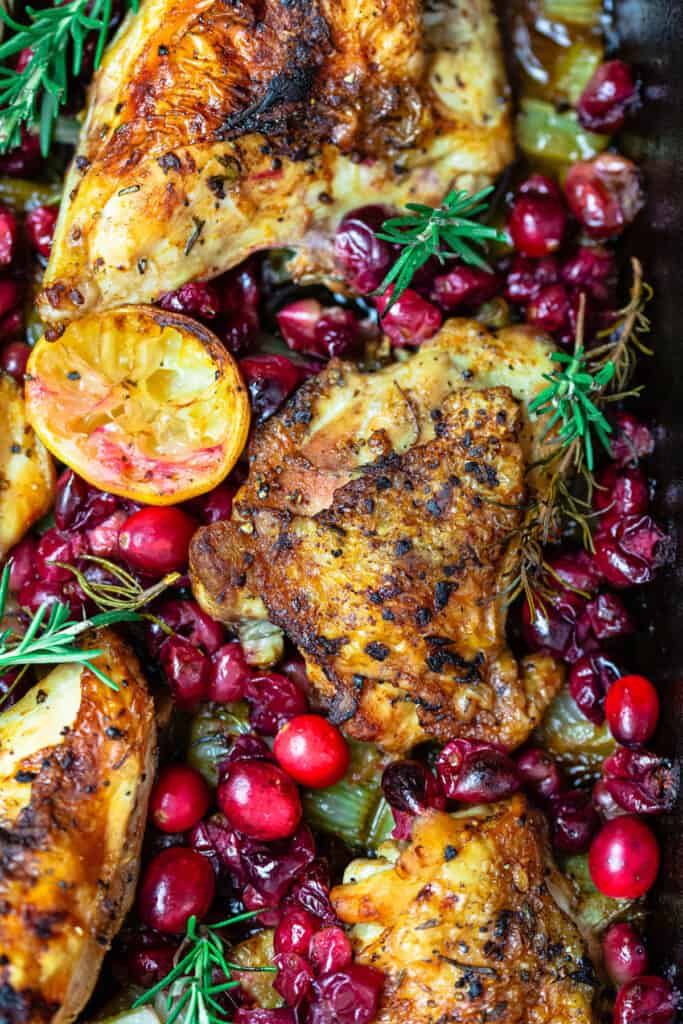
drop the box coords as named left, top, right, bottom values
left=605, top=675, right=660, bottom=746
left=150, top=764, right=210, bottom=833
left=527, top=283, right=570, bottom=333
left=602, top=924, right=649, bottom=987
left=550, top=790, right=599, bottom=853
left=577, top=61, right=638, bottom=134
left=147, top=597, right=225, bottom=656
left=36, top=527, right=88, bottom=584
left=583, top=592, right=634, bottom=641
left=277, top=299, right=358, bottom=359
left=138, top=846, right=215, bottom=933
left=504, top=254, right=559, bottom=304
left=309, top=964, right=384, bottom=1024
left=614, top=976, right=676, bottom=1024
left=274, top=715, right=349, bottom=789
left=158, top=281, right=221, bottom=318
left=516, top=747, right=563, bottom=801
left=235, top=1011, right=296, bottom=1024
left=239, top=354, right=303, bottom=423
left=0, top=207, right=17, bottom=265
left=334, top=205, right=393, bottom=294
left=374, top=287, right=442, bottom=348
left=568, top=651, right=621, bottom=724
left=6, top=535, right=38, bottom=591
left=588, top=815, right=660, bottom=898
left=217, top=759, right=302, bottom=840
left=0, top=279, right=20, bottom=319
left=508, top=194, right=567, bottom=259
left=594, top=515, right=667, bottom=587
left=309, top=927, right=353, bottom=976
left=218, top=260, right=260, bottom=355
left=185, top=481, right=237, bottom=524
left=594, top=464, right=649, bottom=531
left=521, top=588, right=592, bottom=663
left=381, top=760, right=437, bottom=815
left=601, top=748, right=677, bottom=816
left=127, top=943, right=177, bottom=987
left=274, top=952, right=315, bottom=1005
left=560, top=246, right=616, bottom=304
left=547, top=550, right=602, bottom=594
left=275, top=909, right=319, bottom=957
left=208, top=642, right=251, bottom=702
left=430, top=264, right=499, bottom=310
left=25, top=204, right=59, bottom=258
left=160, top=635, right=211, bottom=708
left=436, top=739, right=519, bottom=803
left=0, top=128, right=41, bottom=177
left=0, top=340, right=30, bottom=382
left=245, top=672, right=308, bottom=735
left=610, top=411, right=654, bottom=467
left=54, top=469, right=119, bottom=531
left=119, top=507, right=197, bottom=576
left=564, top=154, right=644, bottom=239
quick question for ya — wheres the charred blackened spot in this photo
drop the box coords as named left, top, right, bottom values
left=444, top=844, right=458, bottom=861
left=207, top=175, right=227, bottom=198
left=363, top=497, right=375, bottom=514
left=434, top=580, right=456, bottom=611
left=365, top=641, right=389, bottom=661
left=0, top=982, right=58, bottom=1024
left=394, top=537, right=412, bottom=556
left=569, top=957, right=596, bottom=986
left=415, top=607, right=432, bottom=627
left=496, top=410, right=507, bottom=425
left=464, top=460, right=500, bottom=487
left=494, top=908, right=513, bottom=939
left=157, top=152, right=181, bottom=173
left=317, top=635, right=346, bottom=656
left=218, top=65, right=317, bottom=138
left=487, top=1002, right=509, bottom=1020
left=381, top=608, right=395, bottom=621
left=327, top=687, right=358, bottom=725
left=105, top=726, right=124, bottom=740
left=14, top=771, right=36, bottom=783
left=375, top=476, right=392, bottom=491
left=158, top=44, right=168, bottom=55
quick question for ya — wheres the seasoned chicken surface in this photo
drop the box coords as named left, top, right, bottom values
left=0, top=373, right=55, bottom=559
left=191, top=320, right=564, bottom=752
left=0, top=631, right=156, bottom=1024
left=38, top=0, right=512, bottom=321
left=331, top=796, right=597, bottom=1024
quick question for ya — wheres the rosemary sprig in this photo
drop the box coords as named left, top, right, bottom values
left=55, top=554, right=181, bottom=612
left=0, top=0, right=139, bottom=156
left=133, top=912, right=276, bottom=1024
left=374, top=186, right=506, bottom=311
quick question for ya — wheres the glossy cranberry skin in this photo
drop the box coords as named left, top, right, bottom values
left=36, top=527, right=88, bottom=584
left=518, top=174, right=564, bottom=202
left=158, top=281, right=221, bottom=318
left=239, top=354, right=303, bottom=423
left=54, top=470, right=120, bottom=532
left=334, top=205, right=393, bottom=294
left=138, top=846, right=215, bottom=933
left=560, top=246, right=616, bottom=304
left=527, top=283, right=570, bottom=333
left=569, top=651, right=621, bottom=724
left=6, top=535, right=38, bottom=591
left=521, top=588, right=591, bottom=663
left=160, top=635, right=211, bottom=708
left=602, top=748, right=678, bottom=816
left=274, top=909, right=319, bottom=957
left=0, top=279, right=20, bottom=318
left=0, top=340, right=30, bottom=382
left=588, top=815, right=660, bottom=898
left=516, top=747, right=563, bottom=801
left=277, top=299, right=358, bottom=360
left=208, top=642, right=251, bottom=702
left=309, top=964, right=384, bottom=1024
left=127, top=943, right=177, bottom=987
left=602, top=923, right=649, bottom=987
left=218, top=260, right=261, bottom=355
left=610, top=411, right=654, bottom=467
left=25, top=204, right=59, bottom=258
left=613, top=976, right=676, bottom=1024
left=430, top=264, right=499, bottom=310
left=382, top=760, right=436, bottom=814
left=19, top=577, right=84, bottom=616
left=309, top=927, right=353, bottom=976
left=508, top=195, right=567, bottom=258
left=245, top=672, right=308, bottom=736
left=564, top=154, right=644, bottom=239
left=274, top=715, right=349, bottom=789
left=374, top=287, right=442, bottom=348
left=550, top=791, right=599, bottom=853
left=595, top=464, right=649, bottom=530
left=504, top=254, right=559, bottom=304
left=150, top=764, right=210, bottom=833
left=577, top=60, right=637, bottom=134
left=584, top=592, right=634, bottom=641
left=118, top=507, right=196, bottom=576
left=436, top=739, right=520, bottom=803
left=605, top=675, right=660, bottom=747
left=217, top=759, right=302, bottom=840
left=0, top=207, right=17, bottom=265
left=594, top=516, right=666, bottom=588
left=235, top=1011, right=296, bottom=1024
left=273, top=952, right=315, bottom=1005
left=547, top=550, right=602, bottom=594
left=147, top=597, right=225, bottom=656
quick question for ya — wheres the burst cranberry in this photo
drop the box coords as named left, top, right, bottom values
left=508, top=194, right=567, bottom=259
left=119, top=507, right=196, bottom=576
left=275, top=909, right=319, bottom=957
left=605, top=675, right=660, bottom=747
left=7, top=535, right=38, bottom=591
left=235, top=1011, right=296, bottom=1024
left=569, top=651, right=621, bottom=723
left=565, top=154, right=644, bottom=239
left=274, top=952, right=315, bottom=1005
left=547, top=550, right=602, bottom=594
left=0, top=279, right=20, bottom=319
left=138, top=846, right=215, bottom=933
left=561, top=246, right=616, bottom=304
left=602, top=924, right=649, bottom=987
left=521, top=588, right=591, bottom=663
left=127, top=943, right=177, bottom=987
left=218, top=261, right=260, bottom=354
left=150, top=764, right=210, bottom=833
left=85, top=509, right=127, bottom=558
left=185, top=481, right=237, bottom=524
left=309, top=964, right=384, bottom=1024
left=504, top=254, right=559, bottom=304
left=516, top=747, right=563, bottom=801
left=239, top=354, right=303, bottom=423
left=610, top=411, right=654, bottom=467
left=283, top=861, right=336, bottom=924
left=235, top=824, right=316, bottom=908
left=382, top=760, right=436, bottom=814
left=374, top=287, right=442, bottom=348
left=309, top=927, right=353, bottom=976
left=583, top=592, right=634, bottom=641
left=614, top=976, right=676, bottom=1024
left=208, top=642, right=251, bottom=702
left=436, top=739, right=519, bottom=803
left=245, top=673, right=308, bottom=735
left=550, top=790, right=599, bottom=853
left=0, top=128, right=41, bottom=177
left=527, top=283, right=570, bottom=333
left=595, top=464, right=649, bottom=530
left=0, top=207, right=17, bottom=266
left=160, top=635, right=211, bottom=708
left=147, top=598, right=224, bottom=656
left=280, top=653, right=310, bottom=691
left=602, top=748, right=677, bottom=816
left=218, top=759, right=302, bottom=840
left=594, top=515, right=667, bottom=587
left=158, top=281, right=221, bottom=318
left=274, top=715, right=349, bottom=789
left=589, top=816, right=660, bottom=898
left=54, top=470, right=119, bottom=531
left=578, top=61, right=638, bottom=134
left=25, top=204, right=59, bottom=258
left=430, top=264, right=499, bottom=310
left=0, top=340, right=30, bottom=382
left=19, top=577, right=84, bottom=616
left=334, top=205, right=393, bottom=294
left=277, top=299, right=358, bottom=359
left=518, top=174, right=564, bottom=202
left=36, top=527, right=87, bottom=584
left=593, top=778, right=626, bottom=820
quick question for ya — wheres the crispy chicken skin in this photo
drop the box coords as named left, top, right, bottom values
left=331, top=796, right=597, bottom=1024
left=0, top=631, right=156, bottom=1024
left=38, top=0, right=512, bottom=321
left=190, top=320, right=564, bottom=752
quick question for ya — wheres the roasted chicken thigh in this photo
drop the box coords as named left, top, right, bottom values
left=38, top=0, right=512, bottom=321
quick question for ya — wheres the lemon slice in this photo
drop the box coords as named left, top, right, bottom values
left=25, top=306, right=250, bottom=505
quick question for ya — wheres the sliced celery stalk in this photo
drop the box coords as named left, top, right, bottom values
left=554, top=41, right=604, bottom=105
left=540, top=0, right=603, bottom=26
left=517, top=99, right=609, bottom=165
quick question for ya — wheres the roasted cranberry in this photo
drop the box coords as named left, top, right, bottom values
left=36, top=527, right=87, bottom=584
left=245, top=673, right=308, bottom=735
left=602, top=923, right=649, bottom=987
left=508, top=194, right=566, bottom=259
left=594, top=516, right=667, bottom=587
left=209, top=642, right=251, bottom=702
left=504, top=254, right=559, bottom=304
left=309, top=964, right=384, bottom=1024
left=583, top=592, right=634, bottom=641
left=605, top=675, right=660, bottom=747
left=518, top=174, right=564, bottom=202
left=160, top=635, right=211, bottom=708
left=0, top=279, right=20, bottom=318
left=158, top=281, right=221, bottom=318
left=0, top=128, right=41, bottom=177
left=150, top=764, right=210, bottom=833
left=592, top=778, right=626, bottom=820
left=430, top=264, right=499, bottom=310
left=564, top=154, right=644, bottom=239
left=6, top=535, right=38, bottom=591
left=239, top=354, right=303, bottom=423
left=547, top=550, right=601, bottom=594
left=550, top=790, right=599, bottom=853
left=127, top=943, right=177, bottom=987
left=374, top=287, right=442, bottom=348
left=235, top=1011, right=296, bottom=1024
left=224, top=734, right=275, bottom=765
left=0, top=308, right=22, bottom=339
left=19, top=577, right=84, bottom=616
left=274, top=715, right=349, bottom=789
left=594, top=464, right=649, bottom=530
left=274, top=952, right=315, bottom=1005
left=218, top=261, right=260, bottom=354
left=280, top=653, right=310, bottom=691
left=275, top=909, right=319, bottom=957
left=334, top=205, right=393, bottom=294
left=25, top=204, right=59, bottom=258
left=54, top=470, right=119, bottom=531
left=138, top=846, right=215, bottom=933
left=568, top=651, right=621, bottom=724
left=185, top=481, right=236, bottom=524
left=0, top=340, right=30, bottom=382
left=588, top=815, right=660, bottom=898
left=309, top=927, right=353, bottom=976
left=217, top=759, right=302, bottom=840
left=283, top=861, right=336, bottom=924
left=601, top=748, right=678, bottom=816
left=436, top=739, right=519, bottom=803
left=277, top=299, right=358, bottom=359
left=381, top=760, right=435, bottom=814
left=610, top=411, right=654, bottom=467
left=527, top=283, right=570, bottom=333
left=614, top=976, right=676, bottom=1024
left=577, top=61, right=638, bottom=134
left=119, top=507, right=196, bottom=576
left=560, top=246, right=616, bottom=304
left=147, top=598, right=225, bottom=656
left=516, top=747, right=563, bottom=801
left=0, top=207, right=17, bottom=266
left=521, top=588, right=591, bottom=663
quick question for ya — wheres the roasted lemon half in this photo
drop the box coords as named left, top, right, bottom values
left=25, top=306, right=251, bottom=504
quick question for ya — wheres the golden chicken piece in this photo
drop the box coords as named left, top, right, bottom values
left=0, top=373, right=55, bottom=560
left=38, top=0, right=512, bottom=322
left=0, top=631, right=156, bottom=1024
left=190, top=320, right=564, bottom=753
left=331, top=796, right=598, bottom=1024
